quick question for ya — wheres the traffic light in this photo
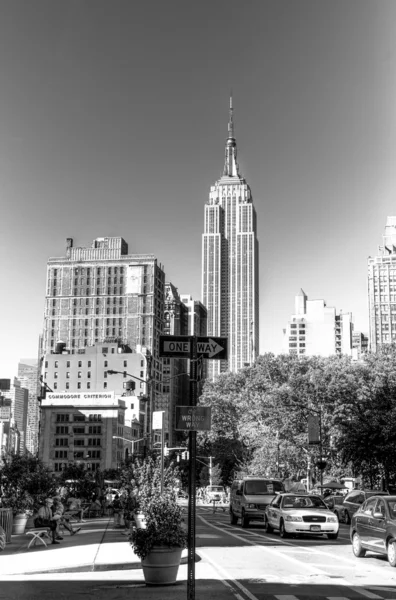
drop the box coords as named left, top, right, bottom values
left=177, top=454, right=180, bottom=463
left=316, top=458, right=327, bottom=470
left=164, top=445, right=169, bottom=457
left=182, top=451, right=189, bottom=460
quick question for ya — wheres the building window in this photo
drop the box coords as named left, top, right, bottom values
left=78, top=361, right=82, bottom=368
left=78, top=371, right=82, bottom=378
left=123, top=361, right=127, bottom=367
left=55, top=438, right=68, bottom=447
left=87, top=382, right=91, bottom=389
left=87, top=371, right=91, bottom=379
left=56, top=414, right=70, bottom=422
left=88, top=426, right=102, bottom=434
left=54, top=361, right=58, bottom=368
left=66, top=372, right=70, bottom=379
left=104, top=360, right=108, bottom=367
left=54, top=382, right=58, bottom=389
left=103, top=382, right=107, bottom=389
left=104, top=371, right=107, bottom=378
left=66, top=382, right=69, bottom=390
left=56, top=426, right=69, bottom=434
left=77, top=382, right=81, bottom=389
left=74, top=439, right=85, bottom=447
left=45, top=361, right=48, bottom=368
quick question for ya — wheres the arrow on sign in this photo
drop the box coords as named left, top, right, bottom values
left=197, top=338, right=224, bottom=358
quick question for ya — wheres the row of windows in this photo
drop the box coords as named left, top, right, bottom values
left=55, top=426, right=102, bottom=434
left=46, top=359, right=129, bottom=369
left=55, top=438, right=101, bottom=447
left=56, top=414, right=102, bottom=422
left=54, top=462, right=100, bottom=471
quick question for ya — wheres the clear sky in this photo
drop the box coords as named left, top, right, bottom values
left=2, top=0, right=396, bottom=378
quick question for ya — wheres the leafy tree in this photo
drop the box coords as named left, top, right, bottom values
left=58, top=463, right=96, bottom=500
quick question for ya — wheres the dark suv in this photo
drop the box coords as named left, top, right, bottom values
left=341, top=489, right=389, bottom=524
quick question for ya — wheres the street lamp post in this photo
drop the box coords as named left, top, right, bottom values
left=112, top=435, right=146, bottom=455
left=107, top=369, right=151, bottom=450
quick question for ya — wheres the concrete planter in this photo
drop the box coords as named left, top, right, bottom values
left=12, top=513, right=28, bottom=535
left=141, top=546, right=182, bottom=585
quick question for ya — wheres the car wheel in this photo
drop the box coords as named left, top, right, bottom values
left=387, top=540, right=396, bottom=567
left=230, top=509, right=238, bottom=525
left=352, top=532, right=366, bottom=557
left=344, top=510, right=351, bottom=525
left=264, top=517, right=273, bottom=533
left=241, top=511, right=249, bottom=528
left=327, top=533, right=338, bottom=540
left=279, top=520, right=289, bottom=538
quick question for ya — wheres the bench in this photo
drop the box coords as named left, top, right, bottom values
left=26, top=527, right=51, bottom=549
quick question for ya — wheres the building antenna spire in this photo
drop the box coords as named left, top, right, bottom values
left=228, top=91, right=234, bottom=138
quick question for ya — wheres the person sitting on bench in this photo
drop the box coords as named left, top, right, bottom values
left=34, top=497, right=61, bottom=545
left=53, top=497, right=81, bottom=538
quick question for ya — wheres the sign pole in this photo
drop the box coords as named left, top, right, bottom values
left=187, top=335, right=197, bottom=600
left=161, top=412, right=164, bottom=495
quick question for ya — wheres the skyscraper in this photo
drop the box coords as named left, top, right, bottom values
left=202, top=97, right=259, bottom=377
left=368, top=217, right=396, bottom=351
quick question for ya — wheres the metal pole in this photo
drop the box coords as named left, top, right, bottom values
left=209, top=456, right=212, bottom=486
left=319, top=407, right=323, bottom=490
left=160, top=414, right=164, bottom=495
left=187, top=336, right=197, bottom=600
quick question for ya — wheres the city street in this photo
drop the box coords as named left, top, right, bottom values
left=1, top=506, right=396, bottom=600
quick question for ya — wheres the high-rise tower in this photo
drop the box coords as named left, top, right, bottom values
left=202, top=97, right=259, bottom=377
left=368, top=217, right=396, bottom=351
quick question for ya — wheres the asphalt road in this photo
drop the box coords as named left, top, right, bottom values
left=1, top=506, right=396, bottom=600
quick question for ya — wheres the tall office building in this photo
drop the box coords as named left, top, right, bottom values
left=0, top=378, right=28, bottom=453
left=41, top=237, right=166, bottom=447
left=283, top=289, right=353, bottom=357
left=368, top=217, right=396, bottom=352
left=202, top=98, right=259, bottom=378
left=18, top=359, right=40, bottom=456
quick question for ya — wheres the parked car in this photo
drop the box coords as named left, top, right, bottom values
left=229, top=477, right=285, bottom=528
left=340, top=489, right=389, bottom=524
left=205, top=485, right=225, bottom=502
left=324, top=494, right=345, bottom=514
left=265, top=493, right=339, bottom=539
left=350, top=495, right=396, bottom=567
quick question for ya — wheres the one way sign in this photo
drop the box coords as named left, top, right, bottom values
left=196, top=337, right=228, bottom=360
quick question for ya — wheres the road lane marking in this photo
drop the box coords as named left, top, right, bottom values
left=274, top=595, right=300, bottom=599
left=347, top=587, right=383, bottom=599
left=198, top=548, right=259, bottom=600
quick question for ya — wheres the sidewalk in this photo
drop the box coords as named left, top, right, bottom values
left=0, top=515, right=182, bottom=576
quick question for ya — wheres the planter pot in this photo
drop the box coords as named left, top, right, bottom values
left=12, top=513, right=28, bottom=535
left=141, top=546, right=183, bottom=585
left=134, top=513, right=146, bottom=529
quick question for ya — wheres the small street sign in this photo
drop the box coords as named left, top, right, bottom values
left=175, top=406, right=211, bottom=431
left=196, top=336, right=228, bottom=360
left=159, top=335, right=191, bottom=358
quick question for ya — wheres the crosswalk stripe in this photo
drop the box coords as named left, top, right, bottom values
left=347, top=587, right=383, bottom=599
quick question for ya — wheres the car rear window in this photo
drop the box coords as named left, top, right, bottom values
left=245, top=480, right=284, bottom=495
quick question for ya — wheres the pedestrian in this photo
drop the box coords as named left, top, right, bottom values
left=67, top=493, right=85, bottom=522
left=112, top=494, right=123, bottom=528
left=53, top=497, right=81, bottom=538
left=34, top=497, right=61, bottom=544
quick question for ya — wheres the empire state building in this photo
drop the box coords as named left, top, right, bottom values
left=202, top=98, right=259, bottom=378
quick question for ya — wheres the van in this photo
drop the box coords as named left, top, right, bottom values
left=229, top=477, right=284, bottom=528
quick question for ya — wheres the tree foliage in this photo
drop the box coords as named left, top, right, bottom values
left=198, top=348, right=396, bottom=490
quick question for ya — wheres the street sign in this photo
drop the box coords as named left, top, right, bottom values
left=152, top=410, right=164, bottom=430
left=175, top=406, right=211, bottom=431
left=159, top=335, right=191, bottom=358
left=196, top=336, right=228, bottom=360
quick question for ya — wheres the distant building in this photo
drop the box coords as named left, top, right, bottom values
left=0, top=395, right=16, bottom=458
left=368, top=217, right=396, bottom=352
left=202, top=97, right=259, bottom=379
left=40, top=236, right=166, bottom=447
left=18, top=359, right=41, bottom=456
left=0, top=378, right=28, bottom=454
left=352, top=331, right=369, bottom=360
left=283, top=289, right=353, bottom=357
left=179, top=294, right=208, bottom=397
left=40, top=341, right=148, bottom=471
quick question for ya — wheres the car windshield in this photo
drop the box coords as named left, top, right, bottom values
left=245, top=480, right=284, bottom=495
left=283, top=495, right=328, bottom=509
left=208, top=487, right=223, bottom=492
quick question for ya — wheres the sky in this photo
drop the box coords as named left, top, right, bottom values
left=2, top=0, right=396, bottom=378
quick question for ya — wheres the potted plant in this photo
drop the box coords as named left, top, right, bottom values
left=129, top=493, right=187, bottom=585
left=0, top=453, right=57, bottom=535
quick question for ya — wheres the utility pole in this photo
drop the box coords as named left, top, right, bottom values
left=187, top=336, right=197, bottom=600
left=209, top=456, right=212, bottom=486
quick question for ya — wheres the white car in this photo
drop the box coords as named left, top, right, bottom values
left=205, top=485, right=225, bottom=502
left=265, top=493, right=339, bottom=539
